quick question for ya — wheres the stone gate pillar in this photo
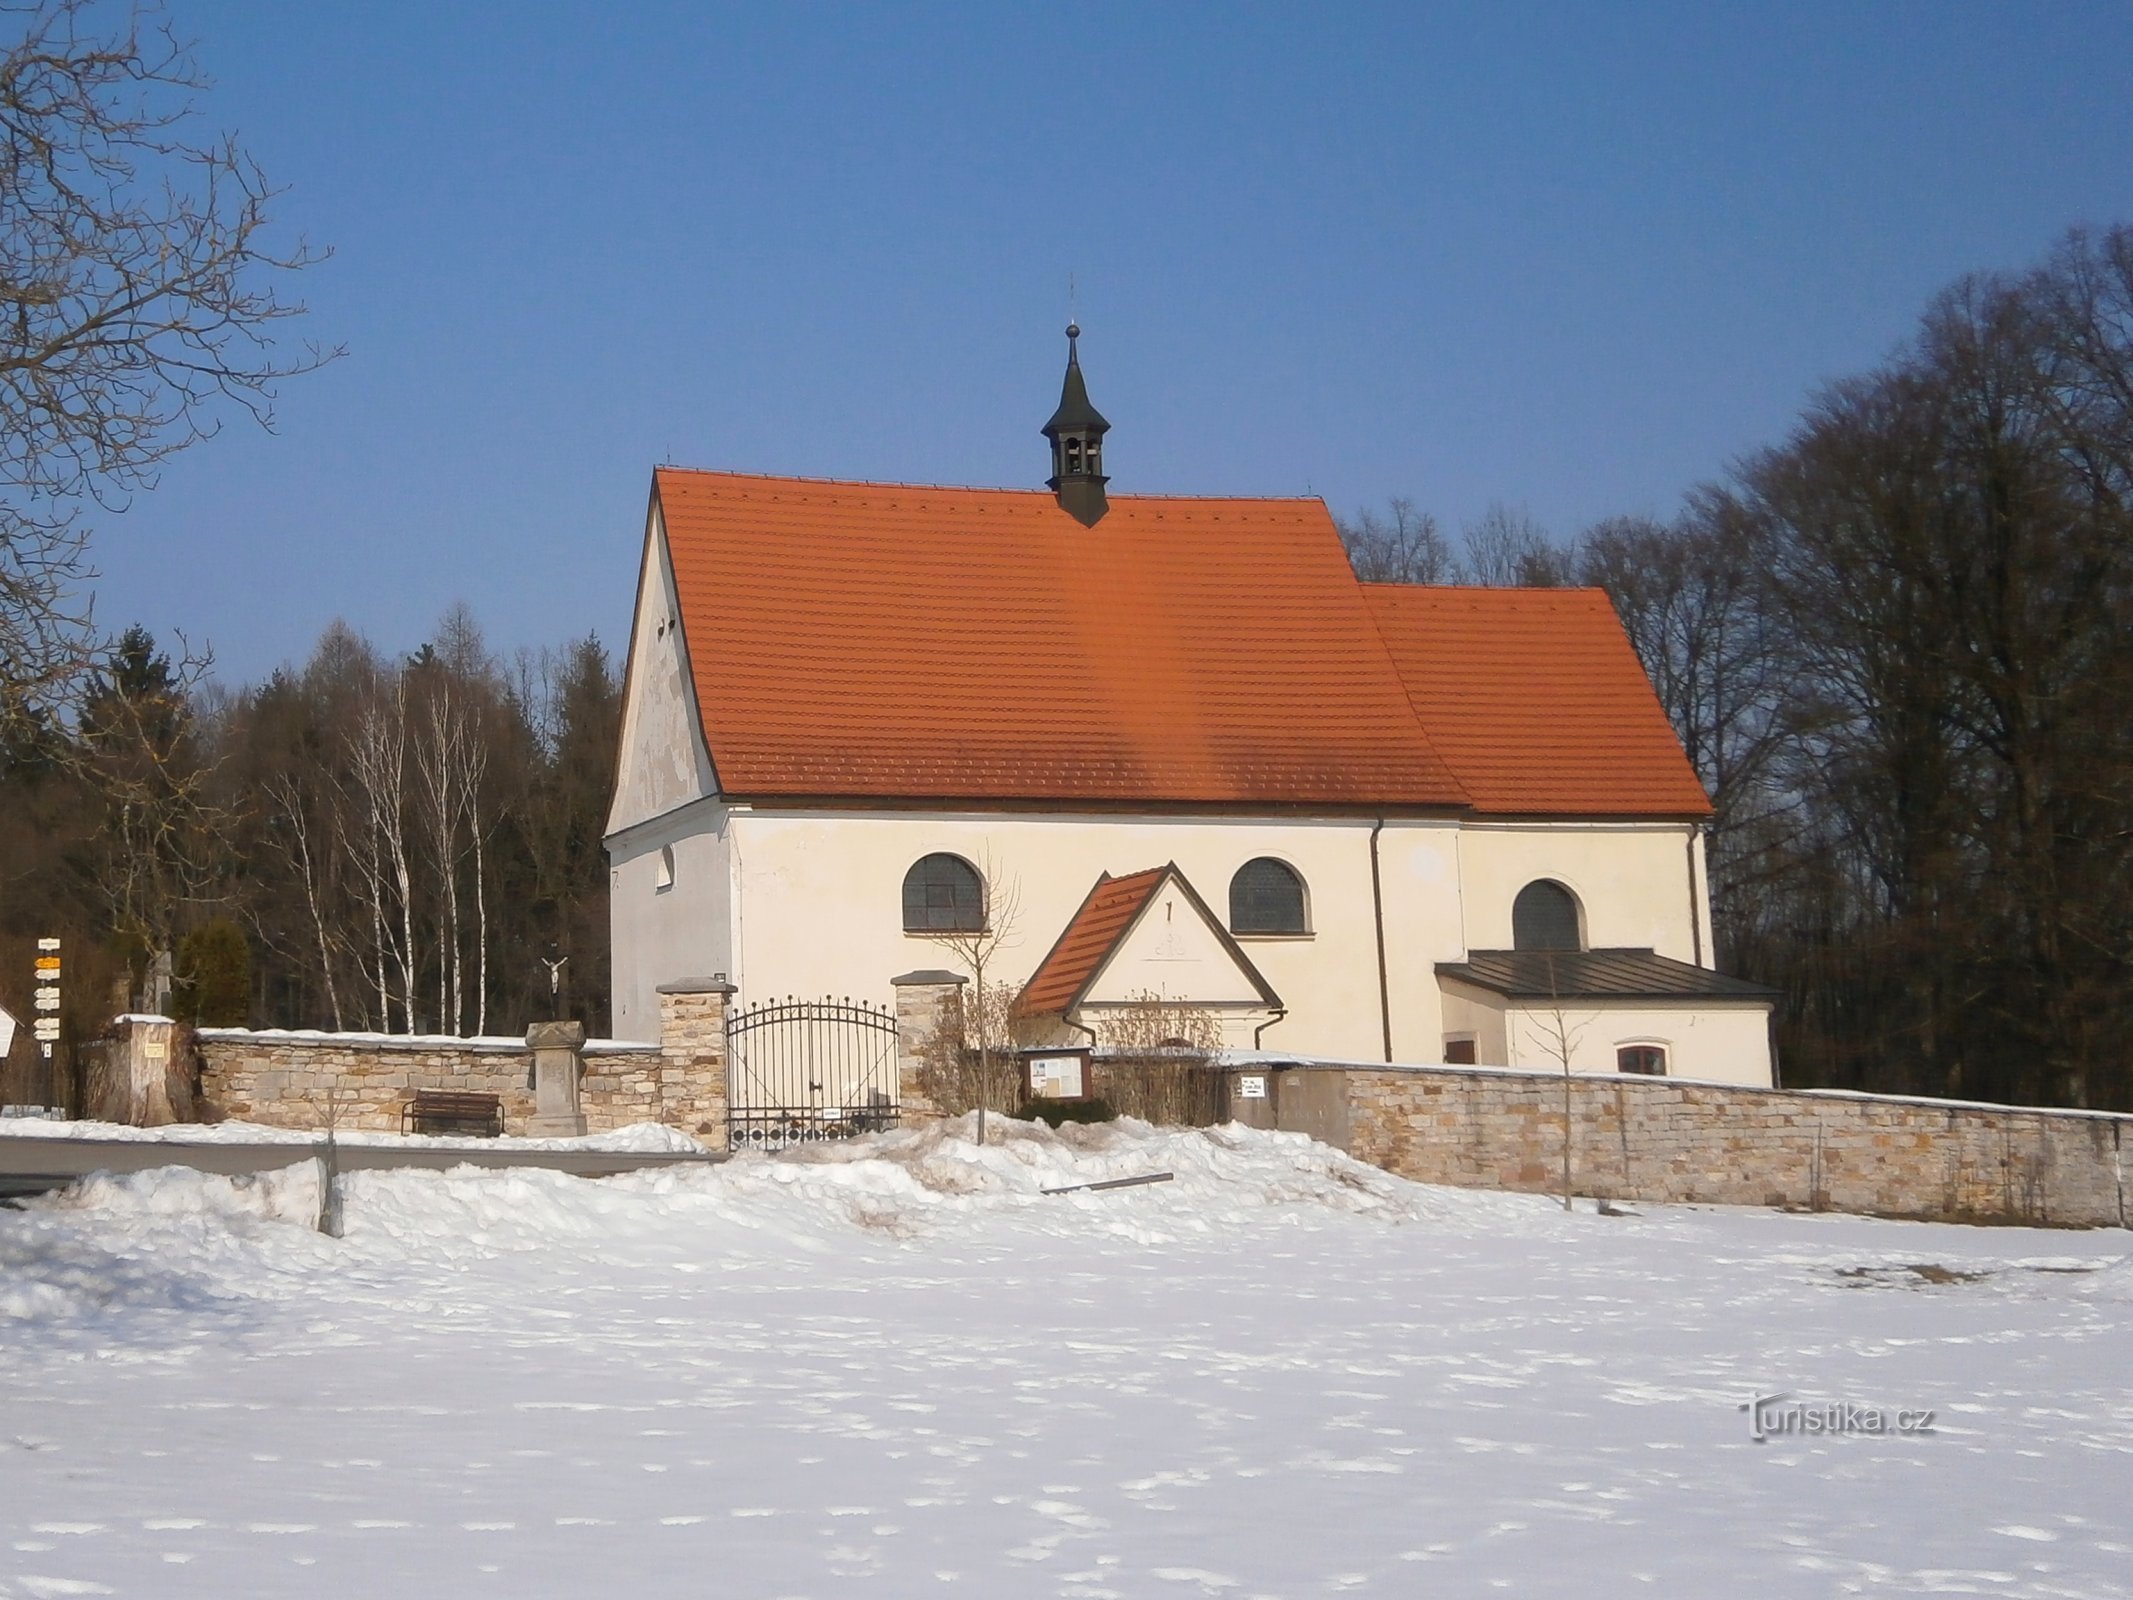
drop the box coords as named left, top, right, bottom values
left=113, top=1013, right=179, bottom=1127
left=891, top=970, right=966, bottom=1123
left=656, top=978, right=736, bottom=1140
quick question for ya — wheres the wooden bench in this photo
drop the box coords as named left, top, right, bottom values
left=402, top=1089, right=503, bottom=1139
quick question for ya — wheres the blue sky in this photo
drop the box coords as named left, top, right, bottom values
left=80, top=1, right=2133, bottom=686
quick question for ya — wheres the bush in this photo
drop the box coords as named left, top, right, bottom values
left=1020, top=1097, right=1116, bottom=1128
left=917, top=982, right=1032, bottom=1116
left=174, top=918, right=250, bottom=1026
left=1089, top=1058, right=1227, bottom=1126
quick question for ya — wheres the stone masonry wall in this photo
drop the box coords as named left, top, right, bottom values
left=1304, top=1065, right=2130, bottom=1229
left=193, top=979, right=732, bottom=1139
left=196, top=1032, right=537, bottom=1132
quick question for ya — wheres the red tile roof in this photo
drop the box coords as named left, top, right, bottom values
left=655, top=470, right=1468, bottom=808
left=651, top=469, right=1708, bottom=817
left=1360, top=585, right=1712, bottom=817
left=1016, top=868, right=1169, bottom=1015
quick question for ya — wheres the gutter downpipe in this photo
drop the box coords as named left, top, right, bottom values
left=1685, top=822, right=1705, bottom=969
left=1253, top=1008, right=1288, bottom=1049
left=1370, top=817, right=1392, bottom=1063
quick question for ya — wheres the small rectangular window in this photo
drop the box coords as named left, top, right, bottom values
left=1617, top=1044, right=1666, bottom=1076
left=1444, top=1037, right=1477, bottom=1065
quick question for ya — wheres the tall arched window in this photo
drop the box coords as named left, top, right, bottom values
left=902, top=854, right=985, bottom=933
left=1230, top=857, right=1309, bottom=935
left=1512, top=879, right=1583, bottom=951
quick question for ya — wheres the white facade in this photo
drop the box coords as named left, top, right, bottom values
left=607, top=799, right=1769, bottom=1084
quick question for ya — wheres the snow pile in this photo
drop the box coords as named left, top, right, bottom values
left=1, top=1164, right=329, bottom=1325
left=38, top=1162, right=325, bottom=1229
left=688, top=1114, right=1565, bottom=1242
left=7, top=1119, right=1561, bottom=1275
left=0, top=1113, right=706, bottom=1153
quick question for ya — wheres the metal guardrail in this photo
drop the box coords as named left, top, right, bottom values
left=0, top=1136, right=725, bottom=1200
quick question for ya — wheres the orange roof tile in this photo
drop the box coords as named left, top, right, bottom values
left=655, top=469, right=1469, bottom=808
left=1360, top=585, right=1712, bottom=817
left=1017, top=868, right=1169, bottom=1015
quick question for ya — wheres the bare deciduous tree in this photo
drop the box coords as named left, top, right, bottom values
left=1521, top=955, right=1590, bottom=1212
left=0, top=0, right=333, bottom=727
left=1463, top=502, right=1570, bottom=587
left=919, top=858, right=1021, bottom=1145
left=1338, top=497, right=1461, bottom=584
left=1577, top=505, right=1800, bottom=967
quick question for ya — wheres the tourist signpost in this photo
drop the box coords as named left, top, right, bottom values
left=33, top=938, right=61, bottom=1111
left=34, top=939, right=60, bottom=1056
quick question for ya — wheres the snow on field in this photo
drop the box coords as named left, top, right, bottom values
left=1, top=1118, right=2129, bottom=1598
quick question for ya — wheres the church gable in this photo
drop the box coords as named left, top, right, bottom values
left=1020, top=864, right=1280, bottom=1018
left=607, top=505, right=718, bottom=836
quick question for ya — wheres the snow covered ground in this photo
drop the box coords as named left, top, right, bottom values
left=1, top=1118, right=2128, bottom=1598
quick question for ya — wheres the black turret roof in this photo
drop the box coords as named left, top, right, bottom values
left=1042, top=323, right=1110, bottom=438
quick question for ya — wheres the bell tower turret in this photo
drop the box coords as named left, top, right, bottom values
left=1041, top=323, right=1110, bottom=527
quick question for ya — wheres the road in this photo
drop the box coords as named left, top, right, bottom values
left=0, top=1134, right=722, bottom=1198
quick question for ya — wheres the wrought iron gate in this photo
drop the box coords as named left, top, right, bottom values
left=724, top=996, right=900, bottom=1152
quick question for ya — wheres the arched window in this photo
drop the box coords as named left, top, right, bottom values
left=1230, top=857, right=1308, bottom=935
left=1512, top=879, right=1582, bottom=951
left=902, top=854, right=984, bottom=933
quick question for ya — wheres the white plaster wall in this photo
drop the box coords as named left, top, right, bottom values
left=1365, top=819, right=1710, bottom=1061
left=1374, top=820, right=1473, bottom=1061
left=608, top=799, right=734, bottom=1039
left=1501, top=1000, right=1772, bottom=1085
left=602, top=762, right=1723, bottom=1068
left=607, top=510, right=718, bottom=838
left=727, top=810, right=1410, bottom=1062
left=709, top=810, right=1715, bottom=1066
left=1452, top=821, right=1707, bottom=960
left=1438, top=978, right=1511, bottom=1065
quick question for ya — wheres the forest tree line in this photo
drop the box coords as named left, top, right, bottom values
left=1343, top=225, right=2133, bottom=1111
left=0, top=612, right=620, bottom=1105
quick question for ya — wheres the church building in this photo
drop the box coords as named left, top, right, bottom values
left=605, top=329, right=1776, bottom=1090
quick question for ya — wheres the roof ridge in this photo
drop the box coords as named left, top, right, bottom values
left=1360, top=581, right=1612, bottom=598
left=655, top=465, right=1325, bottom=504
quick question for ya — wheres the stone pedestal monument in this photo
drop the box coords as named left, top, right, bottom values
left=525, top=1020, right=587, bottom=1137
